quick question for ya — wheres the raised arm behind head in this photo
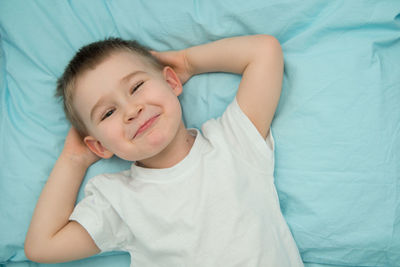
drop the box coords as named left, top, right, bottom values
left=153, top=34, right=284, bottom=138
left=25, top=127, right=101, bottom=263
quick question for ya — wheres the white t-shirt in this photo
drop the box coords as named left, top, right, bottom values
left=70, top=98, right=304, bottom=267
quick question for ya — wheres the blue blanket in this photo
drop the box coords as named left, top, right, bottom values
left=1, top=0, right=399, bottom=266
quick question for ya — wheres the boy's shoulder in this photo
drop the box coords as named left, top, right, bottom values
left=200, top=97, right=274, bottom=170
left=201, top=97, right=250, bottom=138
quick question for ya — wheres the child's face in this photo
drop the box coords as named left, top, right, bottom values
left=73, top=51, right=183, bottom=162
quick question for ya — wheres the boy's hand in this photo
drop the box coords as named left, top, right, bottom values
left=151, top=50, right=193, bottom=84
left=168, top=35, right=283, bottom=138
left=62, top=127, right=100, bottom=168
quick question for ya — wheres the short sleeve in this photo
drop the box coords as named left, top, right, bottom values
left=207, top=97, right=275, bottom=171
left=69, top=178, right=134, bottom=252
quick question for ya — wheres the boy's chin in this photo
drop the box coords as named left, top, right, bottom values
left=115, top=128, right=177, bottom=165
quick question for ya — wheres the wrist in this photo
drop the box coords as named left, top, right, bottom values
left=183, top=48, right=196, bottom=77
left=59, top=150, right=94, bottom=170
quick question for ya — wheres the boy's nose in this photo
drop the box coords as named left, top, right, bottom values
left=124, top=104, right=143, bottom=123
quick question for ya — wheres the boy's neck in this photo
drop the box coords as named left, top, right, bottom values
left=135, top=121, right=195, bottom=169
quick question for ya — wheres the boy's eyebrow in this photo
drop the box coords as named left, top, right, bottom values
left=90, top=70, right=145, bottom=121
left=120, top=70, right=145, bottom=85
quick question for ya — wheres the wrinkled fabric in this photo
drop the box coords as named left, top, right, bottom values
left=0, top=0, right=399, bottom=266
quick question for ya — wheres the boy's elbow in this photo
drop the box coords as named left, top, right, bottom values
left=265, top=35, right=283, bottom=55
left=254, top=35, right=283, bottom=60
left=25, top=240, right=39, bottom=262
left=256, top=34, right=281, bottom=47
left=24, top=238, right=48, bottom=263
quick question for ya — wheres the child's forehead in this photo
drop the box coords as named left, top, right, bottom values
left=73, top=50, right=158, bottom=105
left=76, top=51, right=157, bottom=87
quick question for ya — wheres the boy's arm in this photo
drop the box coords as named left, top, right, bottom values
left=154, top=34, right=283, bottom=138
left=187, top=34, right=283, bottom=138
left=25, top=128, right=100, bottom=263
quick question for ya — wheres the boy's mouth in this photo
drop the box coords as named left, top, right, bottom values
left=133, top=114, right=160, bottom=139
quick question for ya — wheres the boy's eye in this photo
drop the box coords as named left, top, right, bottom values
left=101, top=109, right=114, bottom=121
left=131, top=81, right=144, bottom=94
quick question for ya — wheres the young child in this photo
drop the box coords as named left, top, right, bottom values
left=25, top=35, right=304, bottom=266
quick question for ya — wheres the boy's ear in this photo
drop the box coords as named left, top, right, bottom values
left=84, top=136, right=114, bottom=159
left=163, top=66, right=183, bottom=96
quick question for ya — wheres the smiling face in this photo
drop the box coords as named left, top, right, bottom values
left=73, top=51, right=184, bottom=163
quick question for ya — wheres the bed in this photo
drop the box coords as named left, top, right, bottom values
left=1, top=0, right=399, bottom=266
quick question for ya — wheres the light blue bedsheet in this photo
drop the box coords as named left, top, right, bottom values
left=1, top=0, right=399, bottom=266
left=0, top=253, right=364, bottom=267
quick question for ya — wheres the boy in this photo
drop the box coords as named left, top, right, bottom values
left=25, top=35, right=304, bottom=266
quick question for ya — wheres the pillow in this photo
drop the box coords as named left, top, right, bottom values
left=0, top=0, right=399, bottom=266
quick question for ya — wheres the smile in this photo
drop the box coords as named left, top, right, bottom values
left=133, top=114, right=160, bottom=139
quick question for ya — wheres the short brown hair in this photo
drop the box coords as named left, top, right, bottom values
left=56, top=38, right=163, bottom=136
